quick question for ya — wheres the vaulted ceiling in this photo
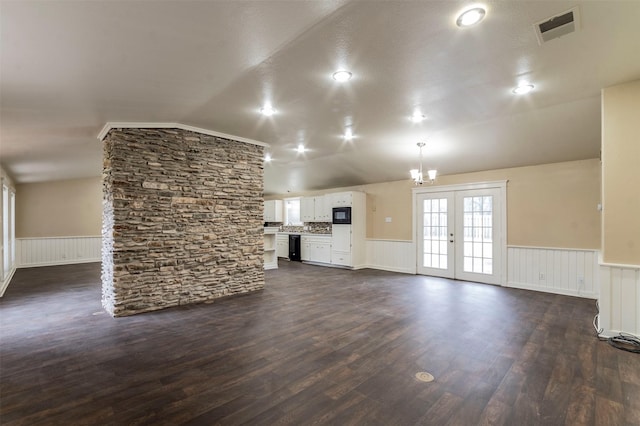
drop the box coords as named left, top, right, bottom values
left=1, top=1, right=639, bottom=194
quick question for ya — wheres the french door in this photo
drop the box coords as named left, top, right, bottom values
left=415, top=182, right=506, bottom=285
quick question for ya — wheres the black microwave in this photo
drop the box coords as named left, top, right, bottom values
left=332, top=207, right=352, bottom=224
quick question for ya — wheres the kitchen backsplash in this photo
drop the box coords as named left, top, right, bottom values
left=265, top=222, right=332, bottom=234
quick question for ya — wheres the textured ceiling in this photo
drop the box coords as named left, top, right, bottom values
left=1, top=1, right=639, bottom=194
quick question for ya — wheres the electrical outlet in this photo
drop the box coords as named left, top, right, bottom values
left=539, top=272, right=545, bottom=280
left=578, top=276, right=584, bottom=285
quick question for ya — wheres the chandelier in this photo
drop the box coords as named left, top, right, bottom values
left=410, top=142, right=437, bottom=185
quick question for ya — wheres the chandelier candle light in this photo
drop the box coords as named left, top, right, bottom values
left=410, top=142, right=437, bottom=185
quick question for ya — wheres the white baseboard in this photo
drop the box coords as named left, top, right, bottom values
left=363, top=264, right=415, bottom=274
left=507, top=280, right=598, bottom=299
left=17, top=258, right=101, bottom=269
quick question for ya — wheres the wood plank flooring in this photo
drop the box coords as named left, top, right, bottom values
left=1, top=261, right=639, bottom=425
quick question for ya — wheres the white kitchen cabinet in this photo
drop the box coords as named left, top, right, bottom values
left=314, top=195, right=331, bottom=222
left=329, top=192, right=352, bottom=207
left=301, top=236, right=311, bottom=261
left=300, top=197, right=315, bottom=222
left=302, top=235, right=332, bottom=264
left=331, top=225, right=352, bottom=267
left=313, top=239, right=332, bottom=264
left=264, top=200, right=283, bottom=222
left=331, top=250, right=351, bottom=267
left=331, top=225, right=351, bottom=252
left=277, top=191, right=365, bottom=269
left=329, top=191, right=365, bottom=268
left=301, top=196, right=331, bottom=223
left=264, top=227, right=278, bottom=270
left=276, top=234, right=289, bottom=258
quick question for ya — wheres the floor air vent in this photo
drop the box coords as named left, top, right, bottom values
left=534, top=6, right=580, bottom=45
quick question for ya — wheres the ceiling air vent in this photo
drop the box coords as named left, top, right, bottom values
left=534, top=6, right=580, bottom=45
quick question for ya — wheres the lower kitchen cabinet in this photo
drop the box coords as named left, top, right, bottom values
left=276, top=234, right=289, bottom=258
left=301, top=238, right=311, bottom=261
left=313, top=240, right=331, bottom=264
left=301, top=235, right=332, bottom=264
left=331, top=250, right=351, bottom=267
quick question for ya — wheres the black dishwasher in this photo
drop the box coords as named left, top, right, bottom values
left=288, top=234, right=301, bottom=261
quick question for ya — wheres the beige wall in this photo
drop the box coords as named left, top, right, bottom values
left=270, top=158, right=601, bottom=249
left=602, top=79, right=640, bottom=265
left=16, top=177, right=102, bottom=238
left=13, top=157, right=601, bottom=247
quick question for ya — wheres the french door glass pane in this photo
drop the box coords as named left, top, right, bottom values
left=422, top=198, right=447, bottom=270
left=462, top=195, right=493, bottom=274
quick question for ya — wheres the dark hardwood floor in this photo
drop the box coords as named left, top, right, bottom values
left=1, top=261, right=639, bottom=425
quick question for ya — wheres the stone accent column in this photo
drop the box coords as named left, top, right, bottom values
left=101, top=128, right=264, bottom=316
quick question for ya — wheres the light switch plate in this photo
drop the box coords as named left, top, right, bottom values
left=385, top=217, right=392, bottom=223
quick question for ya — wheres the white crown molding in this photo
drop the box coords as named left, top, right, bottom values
left=411, top=180, right=508, bottom=194
left=97, top=122, right=269, bottom=147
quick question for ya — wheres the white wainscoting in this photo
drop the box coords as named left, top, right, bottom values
left=17, top=236, right=102, bottom=268
left=365, top=239, right=416, bottom=274
left=598, top=261, right=640, bottom=337
left=507, top=246, right=599, bottom=299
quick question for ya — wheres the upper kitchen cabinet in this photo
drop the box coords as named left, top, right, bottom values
left=264, top=200, right=283, bottom=222
left=301, top=195, right=331, bottom=223
left=329, top=192, right=353, bottom=207
left=314, top=195, right=331, bottom=222
left=300, top=197, right=315, bottom=222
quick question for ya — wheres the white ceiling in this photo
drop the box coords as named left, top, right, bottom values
left=1, top=1, right=639, bottom=195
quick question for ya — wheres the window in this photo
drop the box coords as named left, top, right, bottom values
left=284, top=197, right=302, bottom=226
left=462, top=195, right=493, bottom=274
left=422, top=198, right=448, bottom=270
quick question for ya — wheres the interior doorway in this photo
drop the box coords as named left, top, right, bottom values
left=414, top=181, right=507, bottom=285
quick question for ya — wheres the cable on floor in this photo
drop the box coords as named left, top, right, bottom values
left=593, top=299, right=607, bottom=341
left=607, top=333, right=640, bottom=354
left=593, top=299, right=640, bottom=353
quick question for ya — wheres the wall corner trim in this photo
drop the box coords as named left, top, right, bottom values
left=97, top=122, right=270, bottom=148
left=0, top=267, right=16, bottom=297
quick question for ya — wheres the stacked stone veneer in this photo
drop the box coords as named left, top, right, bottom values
left=102, top=128, right=265, bottom=316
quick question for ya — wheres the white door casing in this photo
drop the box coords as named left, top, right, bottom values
left=413, top=181, right=507, bottom=286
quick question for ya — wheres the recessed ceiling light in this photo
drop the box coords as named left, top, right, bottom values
left=512, top=83, right=534, bottom=95
left=332, top=70, right=352, bottom=82
left=410, top=112, right=426, bottom=123
left=260, top=105, right=275, bottom=116
left=264, top=153, right=272, bottom=162
left=297, top=144, right=305, bottom=153
left=456, top=7, right=486, bottom=27
left=344, top=128, right=354, bottom=140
